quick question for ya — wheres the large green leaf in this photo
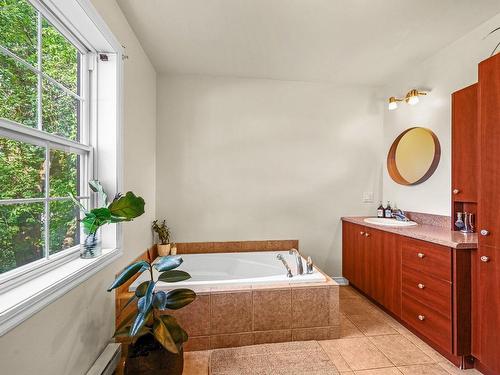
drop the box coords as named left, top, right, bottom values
left=137, top=281, right=155, bottom=313
left=158, top=270, right=191, bottom=283
left=164, top=288, right=196, bottom=310
left=135, top=281, right=151, bottom=298
left=89, top=179, right=108, bottom=206
left=153, top=291, right=167, bottom=309
left=159, top=315, right=188, bottom=346
left=130, top=311, right=148, bottom=336
left=154, top=256, right=183, bottom=272
left=108, top=191, right=145, bottom=219
left=81, top=208, right=112, bottom=234
left=107, top=261, right=149, bottom=291
left=153, top=317, right=179, bottom=353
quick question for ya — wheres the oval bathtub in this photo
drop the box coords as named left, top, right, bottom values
left=129, top=251, right=327, bottom=292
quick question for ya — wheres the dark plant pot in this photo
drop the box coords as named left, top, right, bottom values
left=125, top=334, right=184, bottom=375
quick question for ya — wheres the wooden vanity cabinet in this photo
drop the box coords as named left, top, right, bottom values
left=342, top=221, right=471, bottom=365
left=342, top=221, right=401, bottom=317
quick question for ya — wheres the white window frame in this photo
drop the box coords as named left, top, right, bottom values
left=0, top=0, right=95, bottom=291
left=0, top=0, right=124, bottom=336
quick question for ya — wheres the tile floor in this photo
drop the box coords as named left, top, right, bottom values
left=183, top=285, right=482, bottom=375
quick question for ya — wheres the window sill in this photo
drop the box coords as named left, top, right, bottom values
left=0, top=248, right=122, bottom=336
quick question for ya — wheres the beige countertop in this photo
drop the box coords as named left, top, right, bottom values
left=342, top=216, right=478, bottom=249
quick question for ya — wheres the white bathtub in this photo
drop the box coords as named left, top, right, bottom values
left=129, top=251, right=327, bottom=292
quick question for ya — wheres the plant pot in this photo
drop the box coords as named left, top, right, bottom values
left=80, top=230, right=102, bottom=259
left=125, top=334, right=184, bottom=375
left=157, top=243, right=171, bottom=256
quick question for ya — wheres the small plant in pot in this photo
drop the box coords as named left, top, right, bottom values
left=108, top=251, right=196, bottom=375
left=71, top=180, right=145, bottom=258
left=152, top=219, right=172, bottom=256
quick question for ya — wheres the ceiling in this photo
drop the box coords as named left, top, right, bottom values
left=117, top=0, right=500, bottom=85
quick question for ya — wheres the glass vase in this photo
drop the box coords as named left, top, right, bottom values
left=80, top=229, right=102, bottom=259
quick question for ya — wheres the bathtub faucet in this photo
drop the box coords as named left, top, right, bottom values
left=276, top=254, right=293, bottom=278
left=289, top=248, right=304, bottom=275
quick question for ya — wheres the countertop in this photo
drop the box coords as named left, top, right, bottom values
left=342, top=216, right=478, bottom=249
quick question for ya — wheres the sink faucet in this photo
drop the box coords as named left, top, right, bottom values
left=392, top=209, right=409, bottom=222
left=289, top=248, right=304, bottom=275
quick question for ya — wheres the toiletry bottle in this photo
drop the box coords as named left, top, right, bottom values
left=455, top=212, right=465, bottom=230
left=377, top=201, right=384, bottom=218
left=385, top=201, right=392, bottom=218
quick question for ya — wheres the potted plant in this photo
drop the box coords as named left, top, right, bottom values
left=71, top=180, right=145, bottom=258
left=152, top=219, right=172, bottom=256
left=108, top=251, right=195, bottom=375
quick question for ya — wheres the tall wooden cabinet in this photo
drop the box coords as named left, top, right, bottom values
left=472, top=52, right=500, bottom=375
left=451, top=84, right=478, bottom=227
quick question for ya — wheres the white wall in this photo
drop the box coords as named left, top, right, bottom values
left=0, top=1, right=157, bottom=374
left=382, top=13, right=500, bottom=215
left=156, top=76, right=383, bottom=276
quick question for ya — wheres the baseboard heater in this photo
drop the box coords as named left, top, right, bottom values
left=86, top=343, right=121, bottom=375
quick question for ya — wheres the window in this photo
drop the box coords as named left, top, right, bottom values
left=0, top=0, right=92, bottom=280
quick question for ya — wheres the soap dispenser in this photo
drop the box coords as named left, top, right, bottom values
left=384, top=201, right=392, bottom=218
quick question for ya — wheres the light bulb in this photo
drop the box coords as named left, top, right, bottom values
left=408, top=95, right=419, bottom=106
left=388, top=101, right=398, bottom=110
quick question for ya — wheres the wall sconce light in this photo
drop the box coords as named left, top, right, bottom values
left=388, top=96, right=403, bottom=111
left=388, top=89, right=428, bottom=110
left=405, top=89, right=427, bottom=105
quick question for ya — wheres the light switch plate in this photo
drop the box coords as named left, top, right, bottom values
left=362, top=192, right=374, bottom=203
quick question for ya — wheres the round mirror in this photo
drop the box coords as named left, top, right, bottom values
left=387, top=127, right=440, bottom=185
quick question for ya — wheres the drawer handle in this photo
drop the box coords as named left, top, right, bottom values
left=417, top=252, right=425, bottom=259
left=364, top=232, right=370, bottom=237
left=480, top=229, right=490, bottom=236
left=480, top=256, right=490, bottom=263
left=418, top=315, right=425, bottom=321
left=360, top=231, right=365, bottom=235
left=417, top=283, right=425, bottom=289
left=453, top=188, right=460, bottom=195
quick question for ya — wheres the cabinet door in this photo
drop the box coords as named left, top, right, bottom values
left=381, top=231, right=401, bottom=317
left=342, top=222, right=358, bottom=283
left=472, top=246, right=500, bottom=373
left=452, top=84, right=478, bottom=202
left=364, top=228, right=383, bottom=301
left=478, top=53, right=500, bottom=248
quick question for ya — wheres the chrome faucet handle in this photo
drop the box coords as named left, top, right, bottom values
left=277, top=254, right=293, bottom=278
left=306, top=256, right=314, bottom=274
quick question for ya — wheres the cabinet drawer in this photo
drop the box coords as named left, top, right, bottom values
left=402, top=268, right=452, bottom=319
left=402, top=238, right=451, bottom=282
left=402, top=294, right=452, bottom=352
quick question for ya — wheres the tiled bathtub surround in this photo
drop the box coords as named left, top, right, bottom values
left=175, top=239, right=299, bottom=254
left=165, top=281, right=340, bottom=351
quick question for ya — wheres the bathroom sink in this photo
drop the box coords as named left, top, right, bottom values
left=363, top=217, right=418, bottom=227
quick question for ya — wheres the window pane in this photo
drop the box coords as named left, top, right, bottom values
left=42, top=18, right=80, bottom=93
left=0, top=52, right=38, bottom=127
left=49, top=148, right=80, bottom=197
left=49, top=200, right=79, bottom=254
left=42, top=79, right=80, bottom=140
left=0, top=137, right=46, bottom=199
left=0, top=202, right=44, bottom=274
left=0, top=0, right=38, bottom=65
